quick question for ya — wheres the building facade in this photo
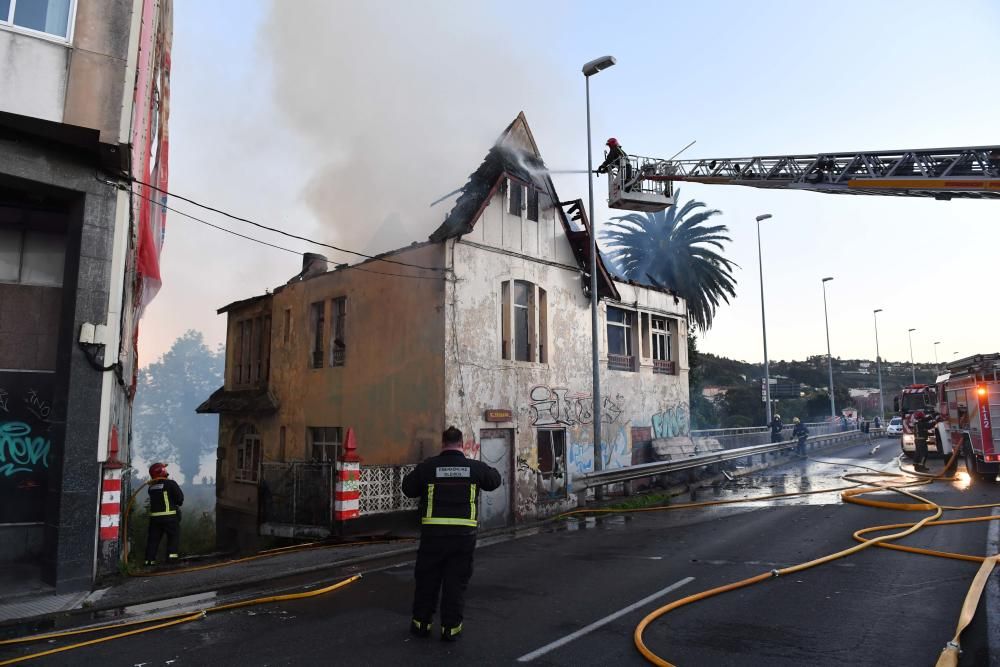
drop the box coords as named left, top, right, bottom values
left=202, top=115, right=690, bottom=548
left=0, top=0, right=171, bottom=590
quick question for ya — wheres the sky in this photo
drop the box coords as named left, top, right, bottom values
left=141, top=0, right=1000, bottom=370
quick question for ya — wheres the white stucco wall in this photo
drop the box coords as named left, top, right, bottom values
left=0, top=30, right=69, bottom=122
left=444, top=190, right=690, bottom=523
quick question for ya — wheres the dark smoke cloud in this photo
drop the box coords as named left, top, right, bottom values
left=263, top=0, right=569, bottom=257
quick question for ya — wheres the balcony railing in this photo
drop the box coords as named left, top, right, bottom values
left=608, top=353, right=635, bottom=372
left=653, top=359, right=676, bottom=375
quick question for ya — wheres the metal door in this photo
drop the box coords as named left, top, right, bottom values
left=479, top=429, right=513, bottom=530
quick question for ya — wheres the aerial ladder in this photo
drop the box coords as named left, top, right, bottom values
left=605, top=144, right=1000, bottom=211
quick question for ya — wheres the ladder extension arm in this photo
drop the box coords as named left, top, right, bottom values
left=638, top=145, right=1000, bottom=200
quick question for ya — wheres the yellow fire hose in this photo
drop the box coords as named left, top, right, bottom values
left=629, top=450, right=1000, bottom=666
left=0, top=575, right=360, bottom=665
left=122, top=481, right=413, bottom=577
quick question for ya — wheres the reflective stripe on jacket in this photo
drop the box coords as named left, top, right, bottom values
left=402, top=450, right=502, bottom=535
left=148, top=478, right=184, bottom=517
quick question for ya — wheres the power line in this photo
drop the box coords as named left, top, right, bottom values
left=132, top=190, right=447, bottom=282
left=129, top=177, right=447, bottom=273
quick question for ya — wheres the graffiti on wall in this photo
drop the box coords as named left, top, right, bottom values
left=567, top=423, right=632, bottom=477
left=652, top=403, right=690, bottom=439
left=528, top=385, right=625, bottom=427
left=0, top=372, right=54, bottom=524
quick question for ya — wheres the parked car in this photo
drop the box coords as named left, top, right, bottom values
left=886, top=417, right=903, bottom=437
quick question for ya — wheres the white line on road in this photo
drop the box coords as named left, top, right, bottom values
left=515, top=576, right=695, bottom=663
left=985, top=507, right=1000, bottom=666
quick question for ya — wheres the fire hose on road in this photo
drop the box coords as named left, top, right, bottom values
left=621, top=450, right=999, bottom=667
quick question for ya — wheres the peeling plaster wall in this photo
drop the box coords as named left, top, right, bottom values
left=266, top=243, right=447, bottom=467
left=444, top=194, right=689, bottom=524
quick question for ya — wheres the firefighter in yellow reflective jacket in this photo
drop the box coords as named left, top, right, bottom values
left=402, top=426, right=502, bottom=642
left=144, top=462, right=184, bottom=566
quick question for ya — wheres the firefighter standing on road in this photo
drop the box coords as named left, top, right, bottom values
left=402, top=426, right=502, bottom=642
left=144, top=462, right=184, bottom=566
left=792, top=417, right=809, bottom=457
left=913, top=411, right=931, bottom=473
left=769, top=414, right=784, bottom=444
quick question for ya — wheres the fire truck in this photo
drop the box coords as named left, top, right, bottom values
left=892, top=384, right=947, bottom=458
left=936, top=354, right=1000, bottom=482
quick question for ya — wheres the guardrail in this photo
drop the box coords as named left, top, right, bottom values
left=574, top=427, right=882, bottom=494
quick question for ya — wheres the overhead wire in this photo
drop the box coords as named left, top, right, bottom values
left=126, top=176, right=449, bottom=273
left=128, top=188, right=449, bottom=282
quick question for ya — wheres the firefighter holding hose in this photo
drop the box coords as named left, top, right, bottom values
left=144, top=462, right=184, bottom=566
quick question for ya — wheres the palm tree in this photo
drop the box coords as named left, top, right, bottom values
left=601, top=192, right=737, bottom=331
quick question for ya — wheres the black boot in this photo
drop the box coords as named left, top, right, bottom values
left=410, top=619, right=432, bottom=638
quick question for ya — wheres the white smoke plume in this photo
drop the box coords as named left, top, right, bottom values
left=262, top=0, right=573, bottom=257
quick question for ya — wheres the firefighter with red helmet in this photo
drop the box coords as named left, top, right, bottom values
left=597, top=137, right=627, bottom=174
left=145, top=462, right=184, bottom=566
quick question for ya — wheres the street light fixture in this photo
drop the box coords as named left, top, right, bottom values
left=583, top=55, right=615, bottom=488
left=873, top=309, right=885, bottom=421
left=822, top=277, right=835, bottom=419
left=756, top=214, right=773, bottom=424
left=933, top=341, right=941, bottom=374
left=908, top=328, right=917, bottom=384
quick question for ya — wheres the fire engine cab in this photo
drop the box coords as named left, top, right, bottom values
left=893, top=384, right=948, bottom=458
left=938, top=353, right=1000, bottom=482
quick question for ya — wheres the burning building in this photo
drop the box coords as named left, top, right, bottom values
left=200, top=113, right=690, bottom=549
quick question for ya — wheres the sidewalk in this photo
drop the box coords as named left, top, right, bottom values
left=0, top=536, right=420, bottom=633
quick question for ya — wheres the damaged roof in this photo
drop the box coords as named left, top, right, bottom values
left=196, top=387, right=279, bottom=414
left=430, top=112, right=619, bottom=300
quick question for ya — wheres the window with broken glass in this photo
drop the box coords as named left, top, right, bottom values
left=537, top=429, right=566, bottom=498
left=507, top=178, right=523, bottom=216
left=330, top=296, right=346, bottom=366
left=607, top=306, right=635, bottom=371
left=235, top=425, right=261, bottom=483
left=309, top=301, right=325, bottom=368
left=309, top=427, right=342, bottom=463
left=500, top=280, right=547, bottom=363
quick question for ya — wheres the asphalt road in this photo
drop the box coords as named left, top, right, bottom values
left=7, top=437, right=1000, bottom=666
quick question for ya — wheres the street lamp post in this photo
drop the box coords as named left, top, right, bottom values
left=873, top=309, right=885, bottom=421
left=933, top=341, right=941, bottom=375
left=908, top=328, right=917, bottom=384
left=582, top=55, right=615, bottom=489
left=756, top=214, right=773, bottom=424
left=822, top=277, right=835, bottom=418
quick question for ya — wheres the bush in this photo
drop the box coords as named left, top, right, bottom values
left=125, top=503, right=217, bottom=567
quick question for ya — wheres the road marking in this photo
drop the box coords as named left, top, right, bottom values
left=515, top=576, right=694, bottom=663
left=986, top=507, right=1000, bottom=666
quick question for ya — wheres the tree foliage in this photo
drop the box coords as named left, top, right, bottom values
left=687, top=325, right=719, bottom=428
left=133, top=330, right=223, bottom=484
left=601, top=192, right=737, bottom=331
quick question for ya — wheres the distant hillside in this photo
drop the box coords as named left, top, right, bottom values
left=700, top=353, right=938, bottom=394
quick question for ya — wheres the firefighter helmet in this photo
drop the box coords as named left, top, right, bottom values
left=606, top=137, right=619, bottom=147
left=774, top=414, right=781, bottom=420
left=149, top=462, right=168, bottom=479
left=793, top=417, right=801, bottom=424
left=914, top=411, right=925, bottom=420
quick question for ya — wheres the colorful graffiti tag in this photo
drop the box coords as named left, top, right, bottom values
left=0, top=372, right=54, bottom=524
left=652, top=403, right=690, bottom=438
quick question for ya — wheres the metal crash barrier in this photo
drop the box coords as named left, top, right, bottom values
left=574, top=427, right=883, bottom=498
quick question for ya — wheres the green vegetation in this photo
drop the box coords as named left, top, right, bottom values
left=125, top=502, right=217, bottom=568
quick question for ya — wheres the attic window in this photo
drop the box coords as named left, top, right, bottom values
left=507, top=179, right=524, bottom=216
left=527, top=188, right=539, bottom=221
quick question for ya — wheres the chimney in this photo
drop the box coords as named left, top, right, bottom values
left=301, top=253, right=328, bottom=279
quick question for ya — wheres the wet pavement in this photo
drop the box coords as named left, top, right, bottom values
left=3, top=437, right=996, bottom=666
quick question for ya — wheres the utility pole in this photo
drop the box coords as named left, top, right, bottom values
left=873, top=309, right=885, bottom=421
left=822, top=277, right=835, bottom=418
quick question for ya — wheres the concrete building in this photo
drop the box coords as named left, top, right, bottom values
left=0, top=0, right=172, bottom=591
left=202, top=114, right=691, bottom=549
